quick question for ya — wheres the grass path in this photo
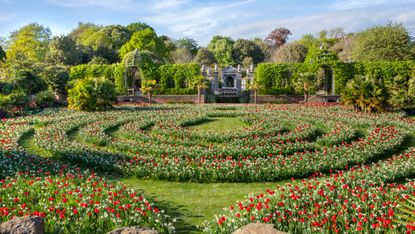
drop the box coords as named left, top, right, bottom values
left=188, top=117, right=248, bottom=132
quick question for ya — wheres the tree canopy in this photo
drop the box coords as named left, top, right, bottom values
left=207, top=36, right=235, bottom=66
left=353, top=23, right=414, bottom=61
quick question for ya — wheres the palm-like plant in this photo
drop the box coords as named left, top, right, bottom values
left=341, top=75, right=388, bottom=112
left=395, top=197, right=415, bottom=232
left=191, top=75, right=208, bottom=104
left=246, top=79, right=263, bottom=104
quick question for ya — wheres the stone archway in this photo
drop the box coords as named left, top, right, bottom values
left=316, top=65, right=334, bottom=95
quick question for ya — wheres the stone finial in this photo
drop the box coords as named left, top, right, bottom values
left=237, top=64, right=241, bottom=72
left=250, top=64, right=254, bottom=73
left=201, top=64, right=206, bottom=73
left=214, top=64, right=218, bottom=72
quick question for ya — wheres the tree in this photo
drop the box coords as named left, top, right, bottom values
left=126, top=22, right=153, bottom=34
left=242, top=57, right=253, bottom=68
left=119, top=28, right=168, bottom=60
left=140, top=79, right=158, bottom=102
left=89, top=56, right=110, bottom=64
left=175, top=37, right=198, bottom=55
left=41, top=65, right=69, bottom=95
left=298, top=34, right=320, bottom=49
left=6, top=23, right=51, bottom=69
left=388, top=75, right=415, bottom=110
left=194, top=48, right=216, bottom=65
left=265, top=27, right=291, bottom=47
left=341, top=75, right=388, bottom=112
left=191, top=75, right=208, bottom=104
left=207, top=36, right=235, bottom=66
left=45, top=36, right=83, bottom=66
left=252, top=38, right=274, bottom=62
left=172, top=48, right=194, bottom=64
left=232, top=39, right=264, bottom=65
left=11, top=69, right=47, bottom=95
left=332, top=35, right=356, bottom=63
left=272, top=42, right=308, bottom=63
left=353, top=23, right=414, bottom=61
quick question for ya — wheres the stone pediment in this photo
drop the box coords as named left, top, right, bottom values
left=222, top=66, right=238, bottom=74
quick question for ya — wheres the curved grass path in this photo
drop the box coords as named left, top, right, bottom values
left=17, top=114, right=415, bottom=233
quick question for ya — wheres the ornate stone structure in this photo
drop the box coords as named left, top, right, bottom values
left=202, top=64, right=254, bottom=98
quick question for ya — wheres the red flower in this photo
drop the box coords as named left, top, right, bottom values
left=94, top=208, right=100, bottom=214
left=73, top=209, right=78, bottom=215
left=13, top=198, right=19, bottom=203
left=48, top=197, right=54, bottom=201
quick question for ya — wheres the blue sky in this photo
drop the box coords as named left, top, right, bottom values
left=1, top=0, right=415, bottom=45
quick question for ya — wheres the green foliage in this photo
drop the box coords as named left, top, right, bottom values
left=45, top=36, right=83, bottom=66
left=11, top=69, right=47, bottom=95
left=353, top=23, right=414, bottom=61
left=0, top=88, right=28, bottom=109
left=158, top=63, right=201, bottom=92
left=35, top=89, right=56, bottom=107
left=232, top=39, right=264, bottom=65
left=341, top=75, right=388, bottom=112
left=41, top=65, right=69, bottom=95
left=68, top=77, right=116, bottom=111
left=195, top=48, right=216, bottom=65
left=126, top=22, right=153, bottom=34
left=69, top=63, right=126, bottom=94
left=119, top=28, right=168, bottom=60
left=175, top=37, right=199, bottom=55
left=273, top=42, right=308, bottom=63
left=89, top=56, right=110, bottom=64
left=207, top=36, right=235, bottom=66
left=395, top=197, right=415, bottom=229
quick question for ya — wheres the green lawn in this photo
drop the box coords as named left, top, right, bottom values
left=188, top=117, right=248, bottom=132
left=123, top=178, right=285, bottom=233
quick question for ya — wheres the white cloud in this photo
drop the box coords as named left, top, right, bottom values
left=222, top=6, right=415, bottom=42
left=143, top=0, right=256, bottom=44
left=329, top=0, right=415, bottom=10
left=151, top=0, right=190, bottom=10
left=47, top=0, right=139, bottom=10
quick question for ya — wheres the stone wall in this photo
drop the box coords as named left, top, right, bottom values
left=250, top=95, right=304, bottom=104
left=152, top=95, right=205, bottom=104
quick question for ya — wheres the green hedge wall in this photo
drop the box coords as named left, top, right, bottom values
left=158, top=63, right=201, bottom=94
left=70, top=64, right=126, bottom=94
left=255, top=61, right=415, bottom=95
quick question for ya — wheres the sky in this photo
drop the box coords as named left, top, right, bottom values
left=0, top=0, right=415, bottom=46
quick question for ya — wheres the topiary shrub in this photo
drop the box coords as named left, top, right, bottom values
left=11, top=69, right=47, bottom=95
left=68, top=77, right=116, bottom=111
left=35, top=89, right=56, bottom=107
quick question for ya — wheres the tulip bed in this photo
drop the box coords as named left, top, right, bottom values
left=1, top=104, right=415, bottom=233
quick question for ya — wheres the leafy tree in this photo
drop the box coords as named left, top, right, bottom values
left=83, top=25, right=130, bottom=51
left=252, top=38, right=274, bottom=62
left=89, top=56, right=110, bottom=64
left=126, top=22, right=153, bottom=34
left=242, top=57, right=253, bottom=68
left=68, top=77, right=116, bottom=111
left=298, top=34, right=320, bottom=49
left=194, top=48, right=216, bottom=65
left=342, top=75, right=388, bottom=112
left=41, top=65, right=69, bottom=95
left=141, top=79, right=158, bottom=102
left=119, top=28, right=168, bottom=60
left=159, top=35, right=176, bottom=52
left=45, top=36, right=83, bottom=66
left=11, top=69, right=47, bottom=95
left=69, top=22, right=101, bottom=45
left=332, top=35, right=356, bottom=63
left=172, top=48, right=194, bottom=64
left=272, top=42, right=308, bottom=63
left=207, top=36, right=235, bottom=66
left=232, top=39, right=264, bottom=65
left=265, top=27, right=291, bottom=47
left=175, top=37, right=199, bottom=55
left=353, top=23, right=414, bottom=61
left=5, top=23, right=51, bottom=70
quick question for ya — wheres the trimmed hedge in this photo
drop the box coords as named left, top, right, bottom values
left=158, top=63, right=201, bottom=94
left=69, top=64, right=126, bottom=94
left=255, top=61, right=415, bottom=95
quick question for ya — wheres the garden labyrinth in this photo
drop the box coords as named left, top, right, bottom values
left=2, top=104, right=415, bottom=233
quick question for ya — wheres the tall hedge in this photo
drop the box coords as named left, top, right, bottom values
left=158, top=63, right=201, bottom=94
left=69, top=63, right=126, bottom=94
left=255, top=61, right=415, bottom=95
